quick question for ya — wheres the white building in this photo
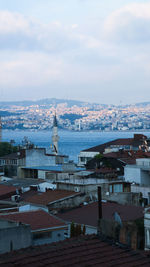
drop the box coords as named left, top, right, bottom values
left=144, top=207, right=150, bottom=250
left=124, top=158, right=150, bottom=186
left=78, top=134, right=150, bottom=166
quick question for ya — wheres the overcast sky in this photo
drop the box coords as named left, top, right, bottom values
left=0, top=0, right=150, bottom=104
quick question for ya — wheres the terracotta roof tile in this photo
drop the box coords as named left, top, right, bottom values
left=0, top=210, right=66, bottom=230
left=24, top=189, right=79, bottom=206
left=57, top=202, right=144, bottom=227
left=0, top=236, right=150, bottom=266
left=82, top=138, right=133, bottom=153
left=0, top=184, right=17, bottom=199
left=82, top=134, right=149, bottom=153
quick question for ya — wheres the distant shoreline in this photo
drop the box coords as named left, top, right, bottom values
left=2, top=129, right=150, bottom=133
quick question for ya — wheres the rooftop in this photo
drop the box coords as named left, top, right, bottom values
left=0, top=210, right=66, bottom=231
left=57, top=201, right=144, bottom=228
left=82, top=134, right=149, bottom=153
left=23, top=165, right=85, bottom=172
left=0, top=184, right=17, bottom=198
left=0, top=235, right=150, bottom=266
left=24, top=189, right=80, bottom=206
left=0, top=178, right=44, bottom=188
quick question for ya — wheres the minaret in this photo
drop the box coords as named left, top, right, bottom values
left=52, top=113, right=59, bottom=155
left=0, top=116, right=2, bottom=143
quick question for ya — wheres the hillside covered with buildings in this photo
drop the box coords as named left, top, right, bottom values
left=0, top=98, right=150, bottom=131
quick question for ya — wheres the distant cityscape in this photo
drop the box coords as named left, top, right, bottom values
left=0, top=98, right=150, bottom=131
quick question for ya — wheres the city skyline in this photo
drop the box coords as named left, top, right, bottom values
left=0, top=0, right=150, bottom=104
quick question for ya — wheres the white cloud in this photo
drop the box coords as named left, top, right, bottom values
left=0, top=11, right=81, bottom=52
left=0, top=52, right=63, bottom=88
left=103, top=3, right=150, bottom=42
left=0, top=4, right=150, bottom=104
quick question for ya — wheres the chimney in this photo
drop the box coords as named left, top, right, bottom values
left=98, top=186, right=102, bottom=220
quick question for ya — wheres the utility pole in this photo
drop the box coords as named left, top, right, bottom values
left=0, top=116, right=2, bottom=143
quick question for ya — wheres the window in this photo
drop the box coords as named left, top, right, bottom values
left=33, top=231, right=52, bottom=240
left=114, top=184, right=123, bottom=193
left=109, top=185, right=113, bottom=193
left=80, top=157, right=85, bottom=162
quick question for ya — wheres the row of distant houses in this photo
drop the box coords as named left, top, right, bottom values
left=0, top=133, right=150, bottom=255
left=0, top=178, right=150, bottom=252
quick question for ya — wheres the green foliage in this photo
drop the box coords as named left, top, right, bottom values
left=135, top=219, right=144, bottom=235
left=105, top=160, right=112, bottom=168
left=70, top=222, right=86, bottom=237
left=82, top=225, right=86, bottom=235
left=70, top=221, right=75, bottom=238
left=0, top=142, right=18, bottom=157
left=94, top=154, right=103, bottom=160
left=78, top=224, right=82, bottom=235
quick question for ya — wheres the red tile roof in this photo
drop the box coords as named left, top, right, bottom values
left=57, top=202, right=144, bottom=227
left=102, top=202, right=144, bottom=222
left=0, top=185, right=17, bottom=199
left=83, top=138, right=133, bottom=152
left=0, top=210, right=66, bottom=230
left=0, top=235, right=150, bottom=266
left=82, top=134, right=149, bottom=153
left=24, top=189, right=79, bottom=206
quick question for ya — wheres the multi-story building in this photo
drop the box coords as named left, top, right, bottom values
left=78, top=134, right=150, bottom=166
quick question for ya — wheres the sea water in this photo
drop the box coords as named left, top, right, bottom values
left=2, top=130, right=150, bottom=163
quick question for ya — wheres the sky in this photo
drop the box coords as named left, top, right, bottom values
left=0, top=0, right=150, bottom=104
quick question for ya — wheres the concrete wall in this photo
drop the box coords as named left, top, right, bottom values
left=103, top=192, right=140, bottom=206
left=32, top=227, right=68, bottom=246
left=25, top=149, right=56, bottom=167
left=19, top=204, right=49, bottom=213
left=48, top=193, right=91, bottom=211
left=56, top=180, right=108, bottom=194
left=141, top=170, right=150, bottom=186
left=98, top=218, right=143, bottom=250
left=98, top=218, right=120, bottom=241
left=124, top=166, right=141, bottom=184
left=78, top=151, right=99, bottom=166
left=125, top=164, right=150, bottom=186
left=131, top=185, right=150, bottom=200
left=144, top=210, right=150, bottom=250
left=136, top=158, right=150, bottom=167
left=0, top=221, right=31, bottom=254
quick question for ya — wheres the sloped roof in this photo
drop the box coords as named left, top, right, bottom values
left=57, top=202, right=144, bottom=227
left=0, top=235, right=150, bottom=266
left=24, top=189, right=79, bottom=206
left=0, top=210, right=66, bottom=230
left=82, top=134, right=149, bottom=153
left=82, top=138, right=133, bottom=153
left=0, top=184, right=17, bottom=197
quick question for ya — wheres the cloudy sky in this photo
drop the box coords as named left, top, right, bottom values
left=0, top=0, right=150, bottom=104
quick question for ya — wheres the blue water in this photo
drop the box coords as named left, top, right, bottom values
left=2, top=130, right=150, bottom=163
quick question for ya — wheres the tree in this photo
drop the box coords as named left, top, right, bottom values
left=82, top=225, right=86, bottom=235
left=70, top=221, right=75, bottom=237
left=0, top=142, right=18, bottom=157
left=94, top=153, right=103, bottom=160
left=70, top=222, right=83, bottom=237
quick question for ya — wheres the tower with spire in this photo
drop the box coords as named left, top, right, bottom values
left=52, top=113, right=59, bottom=155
